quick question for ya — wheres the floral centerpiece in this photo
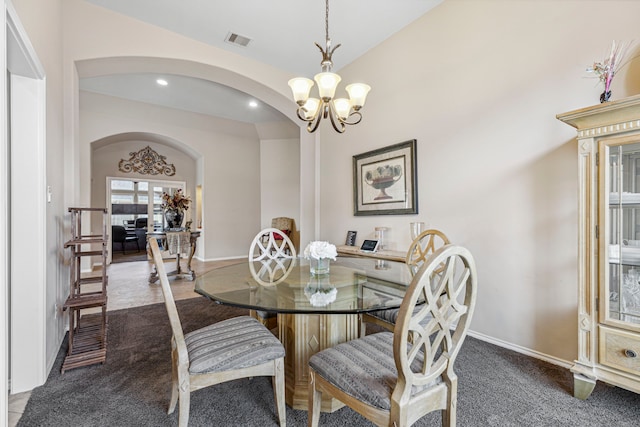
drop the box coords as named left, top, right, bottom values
left=161, top=189, right=191, bottom=229
left=304, top=241, right=337, bottom=275
left=586, top=40, right=635, bottom=103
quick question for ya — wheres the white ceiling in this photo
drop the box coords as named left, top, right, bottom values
left=80, top=0, right=443, bottom=123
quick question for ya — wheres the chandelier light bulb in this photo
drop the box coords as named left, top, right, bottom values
left=303, top=98, right=321, bottom=120
left=333, top=98, right=351, bottom=120
left=345, top=83, right=371, bottom=110
left=288, top=77, right=314, bottom=105
left=314, top=72, right=341, bottom=101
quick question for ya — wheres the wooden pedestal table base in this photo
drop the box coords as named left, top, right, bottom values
left=278, top=312, right=360, bottom=412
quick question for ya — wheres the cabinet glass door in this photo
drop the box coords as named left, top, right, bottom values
left=602, top=139, right=640, bottom=327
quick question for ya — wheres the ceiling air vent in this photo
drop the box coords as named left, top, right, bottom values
left=225, top=32, right=252, bottom=47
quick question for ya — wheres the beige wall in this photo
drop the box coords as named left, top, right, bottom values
left=319, top=0, right=640, bottom=362
left=260, top=138, right=301, bottom=249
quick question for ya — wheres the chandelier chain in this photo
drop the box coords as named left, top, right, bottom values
left=325, top=0, right=330, bottom=42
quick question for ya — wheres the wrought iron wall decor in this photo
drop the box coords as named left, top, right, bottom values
left=118, top=146, right=176, bottom=176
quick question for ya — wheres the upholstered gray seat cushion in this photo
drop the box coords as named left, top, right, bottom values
left=309, top=332, right=440, bottom=411
left=184, top=316, right=284, bottom=374
left=367, top=304, right=427, bottom=325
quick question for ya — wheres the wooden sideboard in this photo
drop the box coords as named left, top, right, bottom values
left=336, top=244, right=406, bottom=263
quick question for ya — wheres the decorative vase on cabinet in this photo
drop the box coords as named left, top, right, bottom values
left=558, top=94, right=640, bottom=400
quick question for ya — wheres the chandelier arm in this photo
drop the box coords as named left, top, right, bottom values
left=308, top=111, right=323, bottom=133
left=343, top=111, right=363, bottom=126
left=327, top=103, right=346, bottom=133
left=296, top=108, right=309, bottom=122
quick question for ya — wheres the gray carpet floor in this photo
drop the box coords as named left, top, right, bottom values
left=17, top=298, right=640, bottom=426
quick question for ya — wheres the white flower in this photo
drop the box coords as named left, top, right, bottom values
left=304, top=241, right=337, bottom=260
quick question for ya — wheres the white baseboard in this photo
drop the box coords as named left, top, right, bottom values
left=467, top=329, right=572, bottom=369
left=195, top=255, right=247, bottom=262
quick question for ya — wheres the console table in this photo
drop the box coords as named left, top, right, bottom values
left=336, top=244, right=406, bottom=263
left=147, top=230, right=201, bottom=283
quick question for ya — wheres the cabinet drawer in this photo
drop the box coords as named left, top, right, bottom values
left=599, top=326, right=640, bottom=375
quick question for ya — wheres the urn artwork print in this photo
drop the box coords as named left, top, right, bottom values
left=353, top=139, right=418, bottom=216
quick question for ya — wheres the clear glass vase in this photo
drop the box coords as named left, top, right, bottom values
left=310, top=257, right=330, bottom=275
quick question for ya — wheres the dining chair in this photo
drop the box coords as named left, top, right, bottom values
left=148, top=238, right=287, bottom=427
left=249, top=257, right=296, bottom=287
left=111, top=225, right=140, bottom=254
left=271, top=217, right=293, bottom=239
left=249, top=228, right=297, bottom=330
left=361, top=229, right=450, bottom=335
left=308, top=244, right=477, bottom=427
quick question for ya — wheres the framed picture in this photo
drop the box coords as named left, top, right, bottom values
left=345, top=230, right=358, bottom=246
left=353, top=139, right=418, bottom=216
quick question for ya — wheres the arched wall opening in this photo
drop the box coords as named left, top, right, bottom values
left=90, top=132, right=199, bottom=264
left=75, top=56, right=316, bottom=261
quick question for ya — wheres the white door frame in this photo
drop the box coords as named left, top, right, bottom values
left=4, top=0, right=47, bottom=402
left=1, top=4, right=8, bottom=424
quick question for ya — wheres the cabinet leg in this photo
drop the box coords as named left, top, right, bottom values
left=573, top=373, right=596, bottom=400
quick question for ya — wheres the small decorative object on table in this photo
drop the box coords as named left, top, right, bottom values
left=345, top=230, right=357, bottom=246
left=304, top=241, right=337, bottom=275
left=161, top=189, right=191, bottom=229
left=375, top=227, right=388, bottom=250
left=586, top=40, right=635, bottom=103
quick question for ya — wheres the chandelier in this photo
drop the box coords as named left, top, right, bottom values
left=288, top=0, right=371, bottom=133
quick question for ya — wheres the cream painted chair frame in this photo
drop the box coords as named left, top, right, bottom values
left=250, top=227, right=297, bottom=261
left=361, top=229, right=450, bottom=334
left=149, top=238, right=287, bottom=427
left=309, top=244, right=477, bottom=427
left=249, top=228, right=297, bottom=329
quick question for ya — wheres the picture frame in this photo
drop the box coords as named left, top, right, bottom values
left=353, top=139, right=418, bottom=216
left=345, top=230, right=358, bottom=246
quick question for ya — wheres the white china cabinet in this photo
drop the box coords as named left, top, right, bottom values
left=558, top=95, right=640, bottom=399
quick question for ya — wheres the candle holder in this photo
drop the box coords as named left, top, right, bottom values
left=410, top=222, right=425, bottom=240
left=375, top=227, right=388, bottom=250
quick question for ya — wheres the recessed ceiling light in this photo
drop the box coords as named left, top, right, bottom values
left=249, top=100, right=258, bottom=108
left=156, top=79, right=168, bottom=86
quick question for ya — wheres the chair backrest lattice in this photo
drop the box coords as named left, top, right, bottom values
left=405, top=229, right=450, bottom=275
left=249, top=227, right=297, bottom=262
left=393, top=244, right=477, bottom=399
left=249, top=228, right=297, bottom=286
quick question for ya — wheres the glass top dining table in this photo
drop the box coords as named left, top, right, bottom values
left=194, top=256, right=415, bottom=314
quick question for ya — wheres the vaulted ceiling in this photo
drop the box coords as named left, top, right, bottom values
left=80, top=0, right=443, bottom=123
